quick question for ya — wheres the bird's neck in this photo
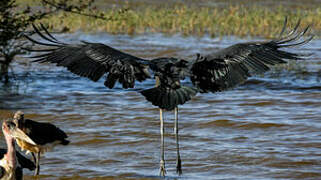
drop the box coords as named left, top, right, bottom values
left=4, top=134, right=16, bottom=168
left=18, top=119, right=24, bottom=129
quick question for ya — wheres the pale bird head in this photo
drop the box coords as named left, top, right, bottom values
left=13, top=111, right=24, bottom=126
left=2, top=120, right=36, bottom=146
left=2, top=120, right=12, bottom=136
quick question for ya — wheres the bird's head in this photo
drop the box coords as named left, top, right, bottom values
left=13, top=111, right=24, bottom=127
left=2, top=120, right=13, bottom=137
left=2, top=120, right=16, bottom=150
left=2, top=120, right=36, bottom=146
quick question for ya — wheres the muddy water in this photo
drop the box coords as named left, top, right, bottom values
left=0, top=33, right=320, bottom=180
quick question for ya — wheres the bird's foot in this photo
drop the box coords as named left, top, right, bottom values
left=34, top=169, right=39, bottom=176
left=159, top=160, right=166, bottom=177
left=34, top=164, right=40, bottom=176
left=176, top=158, right=182, bottom=175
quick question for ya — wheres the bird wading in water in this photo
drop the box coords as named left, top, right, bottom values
left=25, top=18, right=313, bottom=176
left=11, top=111, right=69, bottom=176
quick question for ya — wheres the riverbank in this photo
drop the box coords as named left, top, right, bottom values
left=35, top=3, right=319, bottom=38
left=14, top=0, right=320, bottom=38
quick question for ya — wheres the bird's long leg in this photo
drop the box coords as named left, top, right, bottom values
left=159, top=108, right=166, bottom=176
left=34, top=152, right=40, bottom=176
left=31, top=152, right=36, bottom=164
left=174, top=107, right=182, bottom=175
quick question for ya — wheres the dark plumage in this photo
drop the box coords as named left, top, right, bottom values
left=142, top=57, right=198, bottom=110
left=20, top=119, right=69, bottom=146
left=25, top=20, right=312, bottom=111
left=190, top=37, right=311, bottom=93
left=25, top=19, right=313, bottom=176
left=12, top=111, right=69, bottom=176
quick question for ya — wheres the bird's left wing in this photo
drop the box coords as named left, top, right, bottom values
left=190, top=19, right=313, bottom=93
left=25, top=24, right=151, bottom=89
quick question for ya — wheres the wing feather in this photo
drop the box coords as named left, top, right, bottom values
left=190, top=20, right=313, bottom=93
left=26, top=25, right=151, bottom=88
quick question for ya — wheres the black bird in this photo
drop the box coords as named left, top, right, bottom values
left=24, top=19, right=313, bottom=176
left=1, top=120, right=36, bottom=180
left=11, top=111, right=70, bottom=176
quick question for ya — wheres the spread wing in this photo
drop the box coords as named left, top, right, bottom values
left=25, top=24, right=151, bottom=89
left=190, top=19, right=313, bottom=93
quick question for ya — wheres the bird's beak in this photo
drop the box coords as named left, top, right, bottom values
left=9, top=127, right=36, bottom=146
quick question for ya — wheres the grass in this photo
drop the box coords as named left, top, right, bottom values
left=14, top=1, right=321, bottom=38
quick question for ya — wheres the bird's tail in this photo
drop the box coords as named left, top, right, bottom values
left=140, top=86, right=198, bottom=110
left=60, top=139, right=70, bottom=145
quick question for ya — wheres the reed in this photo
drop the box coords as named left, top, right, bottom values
left=34, top=5, right=321, bottom=38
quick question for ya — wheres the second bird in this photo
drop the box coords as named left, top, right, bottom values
left=11, top=111, right=70, bottom=176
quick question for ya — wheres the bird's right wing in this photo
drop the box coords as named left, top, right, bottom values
left=190, top=19, right=313, bottom=93
left=25, top=24, right=151, bottom=89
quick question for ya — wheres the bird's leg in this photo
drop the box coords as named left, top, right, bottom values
left=31, top=152, right=36, bottom=164
left=174, top=107, right=182, bottom=175
left=34, top=152, right=40, bottom=176
left=159, top=108, right=166, bottom=176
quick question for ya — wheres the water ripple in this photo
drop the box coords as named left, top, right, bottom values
left=1, top=34, right=321, bottom=179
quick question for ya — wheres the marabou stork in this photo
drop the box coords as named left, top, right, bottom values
left=1, top=120, right=36, bottom=180
left=24, top=18, right=313, bottom=176
left=12, top=111, right=70, bottom=176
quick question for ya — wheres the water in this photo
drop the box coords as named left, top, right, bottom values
left=0, top=33, right=320, bottom=179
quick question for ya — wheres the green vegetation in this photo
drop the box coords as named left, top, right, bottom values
left=37, top=5, right=320, bottom=38
left=0, top=0, right=104, bottom=83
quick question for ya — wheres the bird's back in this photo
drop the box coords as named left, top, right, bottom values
left=23, top=119, right=69, bottom=146
left=141, top=57, right=198, bottom=110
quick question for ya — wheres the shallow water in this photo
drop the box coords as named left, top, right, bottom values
left=0, top=33, right=321, bottom=180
